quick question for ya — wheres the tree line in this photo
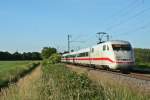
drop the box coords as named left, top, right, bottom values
left=0, top=51, right=42, bottom=60
left=0, top=47, right=58, bottom=61
left=134, top=48, right=150, bottom=63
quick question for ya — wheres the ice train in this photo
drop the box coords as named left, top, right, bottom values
left=61, top=40, right=135, bottom=71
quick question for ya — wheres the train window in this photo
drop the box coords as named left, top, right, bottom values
left=79, top=53, right=82, bottom=57
left=107, top=45, right=109, bottom=51
left=73, top=54, right=76, bottom=57
left=77, top=52, right=89, bottom=57
left=103, top=45, right=106, bottom=51
left=80, top=53, right=83, bottom=57
left=112, top=44, right=131, bottom=51
left=68, top=55, right=71, bottom=58
left=85, top=52, right=89, bottom=56
left=92, top=48, right=94, bottom=52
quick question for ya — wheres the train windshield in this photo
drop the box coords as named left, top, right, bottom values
left=112, top=44, right=131, bottom=51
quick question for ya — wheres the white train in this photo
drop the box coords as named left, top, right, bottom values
left=62, top=40, right=135, bottom=71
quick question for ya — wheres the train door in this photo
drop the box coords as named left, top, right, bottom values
left=73, top=55, right=75, bottom=63
left=90, top=47, right=99, bottom=66
left=98, top=46, right=103, bottom=66
left=89, top=48, right=94, bottom=66
left=102, top=45, right=107, bottom=65
left=102, top=44, right=111, bottom=68
left=89, top=50, right=92, bottom=65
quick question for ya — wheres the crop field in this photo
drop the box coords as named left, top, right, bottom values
left=0, top=61, right=39, bottom=87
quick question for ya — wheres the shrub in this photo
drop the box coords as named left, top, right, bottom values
left=48, top=53, right=61, bottom=64
left=41, top=47, right=57, bottom=59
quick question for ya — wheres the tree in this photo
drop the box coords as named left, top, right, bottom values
left=13, top=52, right=22, bottom=60
left=41, top=47, right=57, bottom=59
left=49, top=53, right=61, bottom=64
left=0, top=51, right=12, bottom=60
left=22, top=52, right=42, bottom=60
left=134, top=48, right=150, bottom=63
left=31, top=52, right=42, bottom=60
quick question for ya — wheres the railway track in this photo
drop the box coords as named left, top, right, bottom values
left=95, top=68, right=150, bottom=81
left=67, top=64, right=150, bottom=81
left=128, top=72, right=150, bottom=81
left=66, top=64, right=150, bottom=94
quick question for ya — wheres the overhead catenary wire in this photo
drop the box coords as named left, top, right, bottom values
left=103, top=0, right=141, bottom=30
left=67, top=34, right=88, bottom=52
left=108, top=0, right=150, bottom=38
left=106, top=6, right=150, bottom=31
left=68, top=1, right=148, bottom=50
left=114, top=20, right=150, bottom=37
left=70, top=1, right=142, bottom=48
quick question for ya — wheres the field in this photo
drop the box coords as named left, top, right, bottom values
left=0, top=61, right=39, bottom=87
left=0, top=63, right=149, bottom=100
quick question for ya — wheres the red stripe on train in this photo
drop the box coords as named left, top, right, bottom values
left=62, top=57, right=134, bottom=64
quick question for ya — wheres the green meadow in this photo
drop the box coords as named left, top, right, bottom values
left=0, top=61, right=39, bottom=86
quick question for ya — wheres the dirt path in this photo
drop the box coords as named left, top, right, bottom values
left=17, top=65, right=41, bottom=91
left=0, top=65, right=42, bottom=100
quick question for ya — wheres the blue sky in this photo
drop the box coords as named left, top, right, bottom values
left=0, top=0, right=150, bottom=52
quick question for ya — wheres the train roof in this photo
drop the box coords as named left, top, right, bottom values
left=105, top=40, right=130, bottom=44
left=96, top=40, right=130, bottom=44
left=62, top=40, right=131, bottom=56
left=91, top=40, right=130, bottom=48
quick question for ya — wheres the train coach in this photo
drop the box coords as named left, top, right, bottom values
left=61, top=40, right=135, bottom=71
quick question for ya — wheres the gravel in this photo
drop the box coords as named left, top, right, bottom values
left=67, top=64, right=150, bottom=95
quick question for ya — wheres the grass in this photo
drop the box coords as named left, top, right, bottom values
left=0, top=65, right=42, bottom=100
left=0, top=63, right=149, bottom=100
left=40, top=63, right=106, bottom=100
left=39, top=63, right=150, bottom=100
left=0, top=61, right=40, bottom=87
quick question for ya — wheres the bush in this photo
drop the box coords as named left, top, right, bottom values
left=48, top=53, right=61, bottom=64
left=41, top=47, right=57, bottom=59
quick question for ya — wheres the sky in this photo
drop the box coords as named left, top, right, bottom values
left=0, top=0, right=150, bottom=53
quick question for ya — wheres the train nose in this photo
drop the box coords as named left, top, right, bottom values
left=115, top=50, right=133, bottom=59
